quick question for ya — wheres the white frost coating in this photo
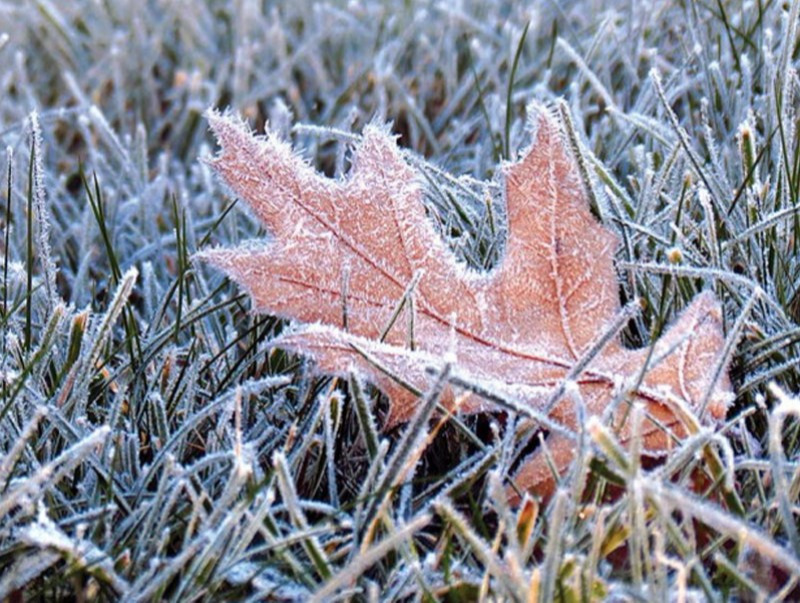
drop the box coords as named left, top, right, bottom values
left=768, top=381, right=800, bottom=415
left=0, top=407, right=47, bottom=486
left=0, top=369, right=18, bottom=384
left=28, top=112, right=59, bottom=311
left=224, top=561, right=258, bottom=585
left=21, top=504, right=72, bottom=551
left=0, top=426, right=109, bottom=518
left=20, top=502, right=130, bottom=596
left=87, top=105, right=137, bottom=185
left=562, top=379, right=581, bottom=402
left=6, top=261, right=24, bottom=280
left=201, top=104, right=734, bottom=499
left=84, top=267, right=139, bottom=373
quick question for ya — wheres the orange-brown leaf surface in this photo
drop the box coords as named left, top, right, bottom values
left=199, top=106, right=733, bottom=499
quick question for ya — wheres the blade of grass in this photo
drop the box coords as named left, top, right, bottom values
left=504, top=21, right=529, bottom=159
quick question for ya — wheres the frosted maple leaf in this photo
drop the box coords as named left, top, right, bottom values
left=198, top=105, right=733, bottom=498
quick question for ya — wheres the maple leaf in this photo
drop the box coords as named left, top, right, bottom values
left=199, top=105, right=733, bottom=499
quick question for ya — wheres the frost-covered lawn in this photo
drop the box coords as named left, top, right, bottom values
left=0, top=1, right=799, bottom=600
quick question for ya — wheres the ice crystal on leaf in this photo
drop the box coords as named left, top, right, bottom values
left=199, top=105, right=733, bottom=499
